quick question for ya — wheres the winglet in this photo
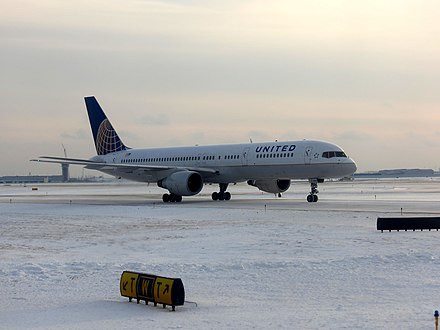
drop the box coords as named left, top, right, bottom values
left=84, top=96, right=127, bottom=155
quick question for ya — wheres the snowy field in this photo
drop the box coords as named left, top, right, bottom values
left=1, top=178, right=440, bottom=329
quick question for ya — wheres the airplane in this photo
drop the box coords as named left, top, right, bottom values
left=32, top=96, right=357, bottom=203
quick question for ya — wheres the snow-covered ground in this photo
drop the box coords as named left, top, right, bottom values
left=1, top=179, right=440, bottom=329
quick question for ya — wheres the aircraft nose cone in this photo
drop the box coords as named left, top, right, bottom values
left=348, top=158, right=357, bottom=174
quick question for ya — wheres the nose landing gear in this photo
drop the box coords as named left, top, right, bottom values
left=307, top=179, right=320, bottom=203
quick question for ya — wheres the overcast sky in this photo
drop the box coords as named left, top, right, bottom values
left=1, top=0, right=440, bottom=177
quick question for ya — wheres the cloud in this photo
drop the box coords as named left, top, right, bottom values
left=60, top=129, right=89, bottom=140
left=247, top=130, right=271, bottom=142
left=139, top=114, right=171, bottom=126
left=333, top=131, right=372, bottom=142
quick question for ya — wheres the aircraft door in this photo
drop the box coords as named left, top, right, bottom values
left=242, top=147, right=250, bottom=166
left=304, top=146, right=313, bottom=164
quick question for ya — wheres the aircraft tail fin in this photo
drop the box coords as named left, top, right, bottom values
left=84, top=96, right=127, bottom=155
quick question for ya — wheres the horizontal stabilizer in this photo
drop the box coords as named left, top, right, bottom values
left=31, top=156, right=219, bottom=175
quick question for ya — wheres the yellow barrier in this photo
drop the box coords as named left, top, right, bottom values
left=120, top=271, right=185, bottom=311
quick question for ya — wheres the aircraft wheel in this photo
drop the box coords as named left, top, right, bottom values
left=225, top=192, right=231, bottom=200
left=307, top=195, right=313, bottom=203
left=218, top=192, right=225, bottom=201
left=162, top=194, right=170, bottom=203
left=175, top=195, right=182, bottom=202
left=313, top=195, right=318, bottom=202
left=212, top=192, right=218, bottom=201
left=169, top=194, right=176, bottom=203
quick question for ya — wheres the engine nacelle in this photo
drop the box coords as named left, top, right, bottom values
left=247, top=179, right=291, bottom=194
left=158, top=171, right=203, bottom=196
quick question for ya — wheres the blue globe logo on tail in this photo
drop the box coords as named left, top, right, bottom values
left=85, top=96, right=128, bottom=156
left=96, top=119, right=126, bottom=155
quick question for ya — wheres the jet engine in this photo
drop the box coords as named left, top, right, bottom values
left=247, top=179, right=291, bottom=194
left=158, top=171, right=203, bottom=196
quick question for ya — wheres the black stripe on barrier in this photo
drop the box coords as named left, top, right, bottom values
left=377, top=217, right=440, bottom=232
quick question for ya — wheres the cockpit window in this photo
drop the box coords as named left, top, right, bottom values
left=322, top=151, right=347, bottom=158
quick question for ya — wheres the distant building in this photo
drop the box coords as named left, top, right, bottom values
left=355, top=168, right=437, bottom=178
left=0, top=175, right=64, bottom=184
left=61, top=164, right=69, bottom=182
left=0, top=174, right=110, bottom=184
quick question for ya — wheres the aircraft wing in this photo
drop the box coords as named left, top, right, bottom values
left=31, top=156, right=219, bottom=175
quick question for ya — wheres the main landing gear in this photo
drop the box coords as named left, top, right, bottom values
left=212, top=183, right=231, bottom=201
left=307, top=178, right=321, bottom=203
left=162, top=193, right=182, bottom=203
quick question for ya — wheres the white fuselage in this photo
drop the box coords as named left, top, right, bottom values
left=88, top=139, right=357, bottom=184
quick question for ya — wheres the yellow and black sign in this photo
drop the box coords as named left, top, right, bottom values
left=120, top=271, right=139, bottom=298
left=120, top=271, right=185, bottom=311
